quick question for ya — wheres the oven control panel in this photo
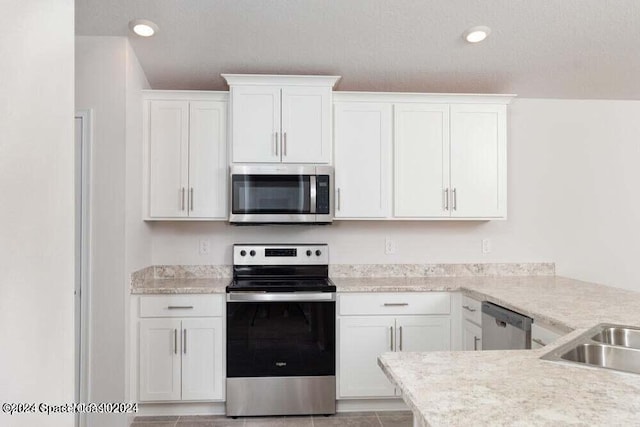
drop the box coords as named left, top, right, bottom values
left=233, top=244, right=329, bottom=265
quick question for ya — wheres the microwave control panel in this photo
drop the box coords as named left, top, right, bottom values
left=316, top=175, right=330, bottom=214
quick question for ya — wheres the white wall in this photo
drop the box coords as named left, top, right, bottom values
left=513, top=99, right=640, bottom=291
left=0, top=1, right=75, bottom=426
left=124, top=40, right=152, bottom=403
left=75, top=36, right=150, bottom=426
left=149, top=98, right=640, bottom=293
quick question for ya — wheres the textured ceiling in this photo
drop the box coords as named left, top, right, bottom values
left=76, top=0, right=640, bottom=99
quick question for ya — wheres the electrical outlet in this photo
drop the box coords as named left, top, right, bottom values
left=385, top=237, right=398, bottom=255
left=482, top=238, right=491, bottom=254
left=199, top=239, right=211, bottom=255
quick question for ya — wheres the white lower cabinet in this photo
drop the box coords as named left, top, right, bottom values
left=139, top=318, right=182, bottom=401
left=339, top=317, right=396, bottom=398
left=337, top=293, right=452, bottom=399
left=137, top=295, right=224, bottom=402
left=461, top=295, right=482, bottom=351
left=462, top=319, right=482, bottom=351
left=531, top=322, right=563, bottom=349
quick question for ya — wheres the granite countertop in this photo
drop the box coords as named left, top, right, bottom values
left=378, top=334, right=640, bottom=426
left=371, top=276, right=640, bottom=426
left=131, top=278, right=230, bottom=294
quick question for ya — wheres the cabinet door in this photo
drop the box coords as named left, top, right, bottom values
left=181, top=318, right=224, bottom=401
left=139, top=318, right=181, bottom=401
left=231, top=85, right=281, bottom=163
left=462, top=319, right=482, bottom=351
left=334, top=103, right=392, bottom=218
left=338, top=317, right=396, bottom=398
left=148, top=101, right=189, bottom=217
left=450, top=104, right=507, bottom=218
left=394, top=104, right=450, bottom=217
left=396, top=316, right=451, bottom=352
left=281, top=86, right=331, bottom=163
left=188, top=101, right=228, bottom=219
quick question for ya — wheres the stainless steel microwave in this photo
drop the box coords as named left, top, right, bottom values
left=229, top=165, right=334, bottom=224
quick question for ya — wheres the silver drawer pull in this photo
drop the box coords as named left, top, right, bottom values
left=167, top=305, right=194, bottom=310
left=532, top=338, right=547, bottom=346
left=390, top=326, right=393, bottom=351
left=462, top=305, right=477, bottom=312
left=474, top=336, right=480, bottom=351
left=384, top=303, right=409, bottom=307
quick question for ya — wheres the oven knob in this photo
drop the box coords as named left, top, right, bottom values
left=250, top=250, right=256, bottom=257
left=240, top=250, right=247, bottom=257
left=316, top=250, right=322, bottom=256
left=306, top=250, right=312, bottom=256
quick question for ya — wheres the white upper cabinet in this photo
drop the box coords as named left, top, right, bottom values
left=144, top=92, right=228, bottom=220
left=188, top=101, right=228, bottom=219
left=334, top=102, right=392, bottom=218
left=394, top=104, right=450, bottom=217
left=230, top=85, right=281, bottom=163
left=450, top=104, right=507, bottom=218
left=223, top=74, right=340, bottom=164
left=148, top=100, right=190, bottom=218
left=281, top=86, right=332, bottom=163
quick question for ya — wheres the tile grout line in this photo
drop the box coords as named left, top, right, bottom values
left=375, top=411, right=384, bottom=427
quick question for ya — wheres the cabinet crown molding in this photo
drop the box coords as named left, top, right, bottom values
left=222, top=74, right=341, bottom=87
left=333, top=91, right=516, bottom=104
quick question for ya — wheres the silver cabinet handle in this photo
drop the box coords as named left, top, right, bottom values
left=189, top=188, right=194, bottom=211
left=283, top=132, right=287, bottom=156
left=384, top=303, right=409, bottom=307
left=275, top=132, right=279, bottom=156
left=174, top=329, right=177, bottom=354
left=390, top=326, right=393, bottom=351
left=167, top=305, right=194, bottom=310
left=181, top=188, right=185, bottom=211
left=399, top=326, right=403, bottom=351
left=444, top=188, right=449, bottom=211
left=532, top=338, right=546, bottom=347
left=453, top=188, right=457, bottom=211
left=337, top=188, right=341, bottom=211
left=183, top=329, right=187, bottom=354
left=474, top=336, right=481, bottom=351
left=462, top=305, right=477, bottom=312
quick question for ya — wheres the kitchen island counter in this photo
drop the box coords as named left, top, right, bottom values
left=371, top=275, right=640, bottom=426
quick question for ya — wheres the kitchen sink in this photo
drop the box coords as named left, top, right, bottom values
left=591, top=326, right=640, bottom=349
left=542, top=324, right=640, bottom=375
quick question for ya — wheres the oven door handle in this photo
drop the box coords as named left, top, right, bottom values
left=227, top=292, right=335, bottom=302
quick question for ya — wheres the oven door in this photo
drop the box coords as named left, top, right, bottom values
left=226, top=292, right=336, bottom=378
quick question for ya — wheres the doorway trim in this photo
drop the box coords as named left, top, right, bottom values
left=75, top=110, right=92, bottom=427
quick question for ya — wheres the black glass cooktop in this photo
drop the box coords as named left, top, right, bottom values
left=227, top=278, right=336, bottom=293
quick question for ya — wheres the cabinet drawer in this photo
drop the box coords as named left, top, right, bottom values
left=139, top=295, right=224, bottom=318
left=338, top=293, right=450, bottom=316
left=461, top=295, right=482, bottom=325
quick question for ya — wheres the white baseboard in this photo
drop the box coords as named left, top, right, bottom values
left=337, top=398, right=409, bottom=413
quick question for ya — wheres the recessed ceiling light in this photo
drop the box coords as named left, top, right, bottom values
left=463, top=26, right=491, bottom=43
left=129, top=19, right=159, bottom=37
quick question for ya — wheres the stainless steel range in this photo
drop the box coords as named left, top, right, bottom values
left=226, top=244, right=336, bottom=417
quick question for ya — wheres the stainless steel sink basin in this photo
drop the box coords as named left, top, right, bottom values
left=560, top=343, right=640, bottom=374
left=591, top=327, right=640, bottom=349
left=542, top=324, right=640, bottom=375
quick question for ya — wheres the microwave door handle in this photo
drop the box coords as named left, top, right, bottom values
left=309, top=175, right=317, bottom=214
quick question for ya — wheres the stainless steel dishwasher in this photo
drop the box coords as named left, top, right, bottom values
left=481, top=302, right=533, bottom=350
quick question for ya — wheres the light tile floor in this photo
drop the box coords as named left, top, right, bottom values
left=131, top=411, right=412, bottom=427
